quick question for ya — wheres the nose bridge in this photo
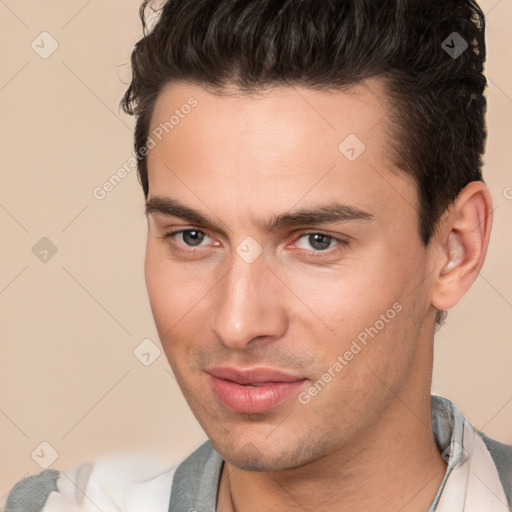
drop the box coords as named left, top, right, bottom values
left=210, top=250, right=286, bottom=350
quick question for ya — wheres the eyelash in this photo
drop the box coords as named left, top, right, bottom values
left=159, top=229, right=349, bottom=258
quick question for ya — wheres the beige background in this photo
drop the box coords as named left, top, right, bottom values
left=0, top=0, right=511, bottom=501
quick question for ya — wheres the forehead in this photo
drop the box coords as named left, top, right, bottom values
left=149, top=79, right=393, bottom=156
left=146, top=79, right=417, bottom=229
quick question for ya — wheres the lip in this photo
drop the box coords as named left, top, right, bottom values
left=207, top=366, right=307, bottom=414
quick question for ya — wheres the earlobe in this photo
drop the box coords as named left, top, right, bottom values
left=431, top=181, right=493, bottom=312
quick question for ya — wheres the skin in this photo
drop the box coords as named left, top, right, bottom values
left=144, top=79, right=493, bottom=511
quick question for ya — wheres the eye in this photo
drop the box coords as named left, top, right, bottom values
left=294, top=233, right=344, bottom=252
left=176, top=229, right=208, bottom=247
left=162, top=229, right=216, bottom=252
left=160, top=228, right=348, bottom=259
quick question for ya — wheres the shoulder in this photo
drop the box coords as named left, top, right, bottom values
left=478, top=431, right=512, bottom=505
left=479, top=431, right=512, bottom=464
left=4, top=454, right=176, bottom=512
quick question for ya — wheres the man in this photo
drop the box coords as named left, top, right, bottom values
left=5, top=0, right=512, bottom=511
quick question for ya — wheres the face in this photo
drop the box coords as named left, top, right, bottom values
left=144, top=80, right=437, bottom=472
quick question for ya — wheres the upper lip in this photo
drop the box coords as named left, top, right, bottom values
left=207, top=366, right=305, bottom=385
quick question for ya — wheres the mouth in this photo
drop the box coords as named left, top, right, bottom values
left=206, top=366, right=307, bottom=414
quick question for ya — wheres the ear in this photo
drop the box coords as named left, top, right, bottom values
left=430, top=181, right=493, bottom=311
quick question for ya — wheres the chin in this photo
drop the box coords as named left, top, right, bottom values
left=210, top=434, right=318, bottom=473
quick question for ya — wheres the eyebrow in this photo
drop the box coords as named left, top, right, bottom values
left=145, top=196, right=373, bottom=231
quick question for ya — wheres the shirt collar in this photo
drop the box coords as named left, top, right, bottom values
left=428, top=395, right=509, bottom=511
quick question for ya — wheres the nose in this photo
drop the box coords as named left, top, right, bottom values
left=209, top=251, right=288, bottom=350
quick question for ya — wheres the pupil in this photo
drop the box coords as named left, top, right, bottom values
left=183, top=230, right=204, bottom=246
left=310, top=234, right=331, bottom=251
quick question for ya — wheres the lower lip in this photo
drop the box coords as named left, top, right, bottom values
left=208, top=375, right=307, bottom=414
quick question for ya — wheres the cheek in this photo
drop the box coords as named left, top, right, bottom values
left=286, top=250, right=422, bottom=387
left=145, top=239, right=200, bottom=314
left=144, top=239, right=218, bottom=369
left=302, top=300, right=420, bottom=433
left=280, top=254, right=405, bottom=337
left=144, top=242, right=172, bottom=329
left=144, top=241, right=195, bottom=344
